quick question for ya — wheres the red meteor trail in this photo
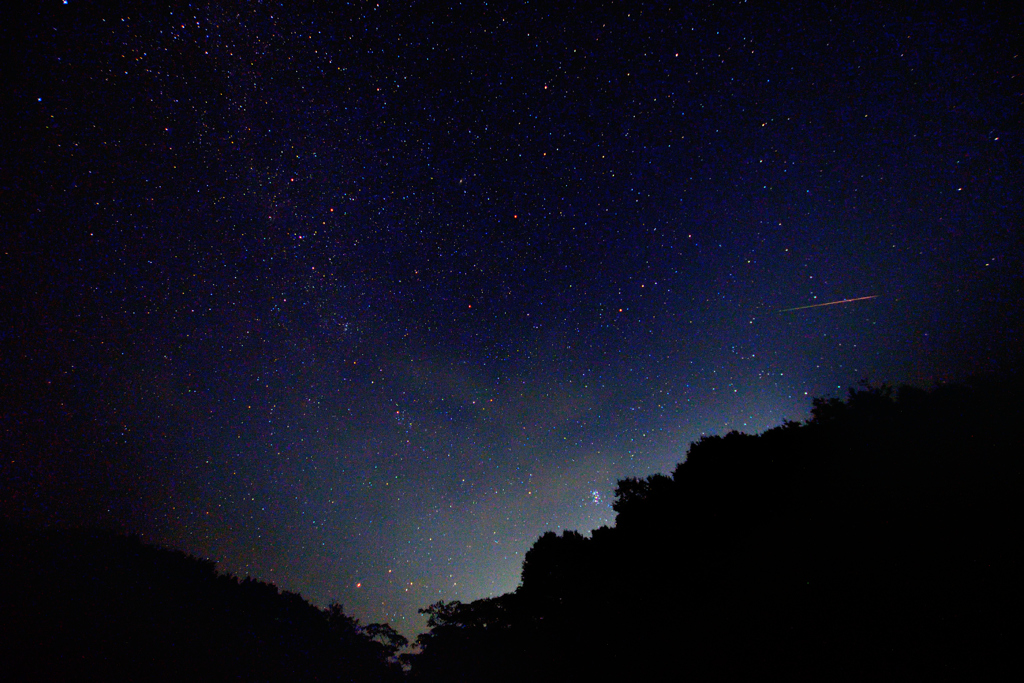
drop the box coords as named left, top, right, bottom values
left=778, top=295, right=879, bottom=313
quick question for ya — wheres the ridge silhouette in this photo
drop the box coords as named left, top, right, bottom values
left=3, top=375, right=1020, bottom=681
left=0, top=527, right=405, bottom=682
left=407, top=375, right=1023, bottom=682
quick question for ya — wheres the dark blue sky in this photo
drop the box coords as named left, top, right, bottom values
left=3, top=1, right=1020, bottom=637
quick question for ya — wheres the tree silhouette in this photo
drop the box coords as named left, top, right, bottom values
left=407, top=374, right=1024, bottom=682
left=0, top=528, right=405, bottom=682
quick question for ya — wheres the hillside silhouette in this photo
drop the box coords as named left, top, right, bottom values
left=0, top=527, right=405, bottom=682
left=408, top=376, right=1024, bottom=682
left=3, top=377, right=1020, bottom=681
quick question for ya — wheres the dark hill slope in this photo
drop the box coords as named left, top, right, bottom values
left=0, top=528, right=404, bottom=682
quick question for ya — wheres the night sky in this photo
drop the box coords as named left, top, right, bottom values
left=3, top=1, right=1021, bottom=637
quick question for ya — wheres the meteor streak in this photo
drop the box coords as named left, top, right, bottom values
left=779, top=295, right=879, bottom=313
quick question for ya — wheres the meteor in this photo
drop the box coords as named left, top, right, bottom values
left=778, top=295, right=879, bottom=313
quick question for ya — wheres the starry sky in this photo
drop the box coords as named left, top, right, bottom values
left=2, top=1, right=1021, bottom=637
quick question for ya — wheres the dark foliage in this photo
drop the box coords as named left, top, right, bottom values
left=0, top=528, right=404, bottom=682
left=408, top=375, right=1024, bottom=682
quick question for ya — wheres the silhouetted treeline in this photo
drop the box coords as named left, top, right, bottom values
left=408, top=376, right=1024, bottom=682
left=0, top=528, right=405, bottom=682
